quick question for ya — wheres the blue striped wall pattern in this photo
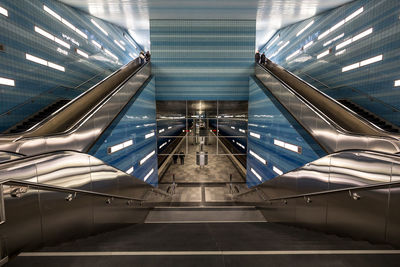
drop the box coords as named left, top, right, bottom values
left=247, top=77, right=326, bottom=187
left=89, top=77, right=158, bottom=186
left=0, top=0, right=143, bottom=131
left=260, top=0, right=400, bottom=127
left=150, top=19, right=255, bottom=100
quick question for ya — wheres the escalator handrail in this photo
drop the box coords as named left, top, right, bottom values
left=257, top=63, right=399, bottom=141
left=1, top=59, right=144, bottom=138
left=260, top=62, right=397, bottom=137
left=28, top=60, right=146, bottom=136
left=16, top=62, right=149, bottom=142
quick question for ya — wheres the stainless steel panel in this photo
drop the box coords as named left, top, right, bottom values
left=329, top=152, right=391, bottom=189
left=36, top=153, right=93, bottom=244
left=255, top=64, right=400, bottom=154
left=325, top=188, right=389, bottom=242
left=0, top=63, right=151, bottom=156
left=295, top=157, right=330, bottom=230
left=386, top=161, right=400, bottom=246
left=0, top=163, right=41, bottom=253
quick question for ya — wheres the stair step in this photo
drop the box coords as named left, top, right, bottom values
left=145, top=206, right=267, bottom=223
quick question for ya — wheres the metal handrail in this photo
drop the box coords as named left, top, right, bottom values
left=27, top=61, right=148, bottom=138
left=0, top=70, right=106, bottom=118
left=2, top=179, right=146, bottom=202
left=258, top=63, right=400, bottom=141
left=297, top=69, right=400, bottom=114
left=268, top=181, right=400, bottom=201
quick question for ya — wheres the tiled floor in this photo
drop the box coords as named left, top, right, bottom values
left=159, top=133, right=246, bottom=204
left=161, top=133, right=244, bottom=184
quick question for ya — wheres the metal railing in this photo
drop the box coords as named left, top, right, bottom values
left=0, top=70, right=107, bottom=118
left=297, top=69, right=400, bottom=114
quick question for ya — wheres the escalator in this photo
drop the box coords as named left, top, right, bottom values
left=0, top=58, right=151, bottom=156
left=4, top=99, right=70, bottom=134
left=256, top=61, right=400, bottom=154
left=338, top=99, right=400, bottom=133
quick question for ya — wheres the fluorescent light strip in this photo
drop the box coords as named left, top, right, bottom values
left=336, top=28, right=373, bottom=50
left=105, top=49, right=118, bottom=61
left=249, top=150, right=266, bottom=165
left=62, top=18, right=75, bottom=31
left=274, top=139, right=301, bottom=154
left=273, top=166, right=283, bottom=176
left=249, top=132, right=261, bottom=139
left=168, top=126, right=172, bottom=129
left=231, top=126, right=235, bottom=130
left=26, top=53, right=65, bottom=72
left=108, top=139, right=133, bottom=154
left=126, top=166, right=134, bottom=174
left=145, top=132, right=155, bottom=139
left=143, top=168, right=154, bottom=181
left=286, top=49, right=301, bottom=61
left=0, top=6, right=8, bottom=17
left=140, top=151, right=155, bottom=165
left=129, top=53, right=137, bottom=59
left=251, top=168, right=263, bottom=181
left=75, top=29, right=87, bottom=39
left=236, top=142, right=245, bottom=149
left=76, top=49, right=89, bottom=58
left=342, top=62, right=360, bottom=72
left=114, top=40, right=126, bottom=51
left=43, top=5, right=88, bottom=40
left=48, top=62, right=65, bottom=72
left=159, top=128, right=165, bottom=133
left=271, top=41, right=290, bottom=57
left=345, top=6, right=364, bottom=22
left=303, top=40, right=314, bottom=50
left=266, top=35, right=279, bottom=49
left=342, top=54, right=382, bottom=72
left=360, top=54, right=383, bottom=66
left=92, top=40, right=102, bottom=49
left=159, top=142, right=167, bottom=149
left=296, top=20, right=314, bottom=37
left=318, top=7, right=364, bottom=40
left=43, top=5, right=61, bottom=21
left=323, top=33, right=344, bottom=47
left=317, top=49, right=330, bottom=59
left=26, top=54, right=47, bottom=66
left=91, top=19, right=108, bottom=36
left=335, top=49, right=346, bottom=56
left=126, top=32, right=138, bottom=49
left=395, top=80, right=400, bottom=87
left=239, top=129, right=245, bottom=133
left=35, top=26, right=70, bottom=49
left=0, top=77, right=15, bottom=86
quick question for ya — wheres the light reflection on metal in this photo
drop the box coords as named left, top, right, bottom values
left=0, top=60, right=151, bottom=156
left=255, top=64, right=400, bottom=154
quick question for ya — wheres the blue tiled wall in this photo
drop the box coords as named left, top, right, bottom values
left=0, top=0, right=143, bottom=131
left=150, top=20, right=255, bottom=100
left=247, top=77, right=325, bottom=187
left=260, top=0, right=400, bottom=127
left=89, top=77, right=158, bottom=186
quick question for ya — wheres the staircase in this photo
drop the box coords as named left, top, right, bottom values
left=339, top=99, right=400, bottom=133
left=8, top=205, right=400, bottom=267
left=5, top=99, right=70, bottom=134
